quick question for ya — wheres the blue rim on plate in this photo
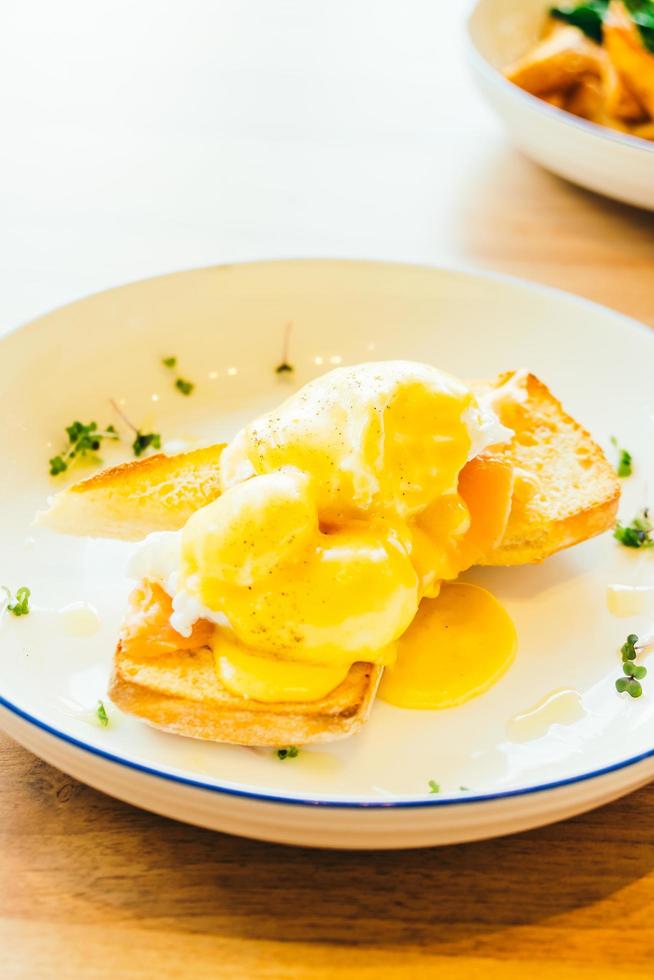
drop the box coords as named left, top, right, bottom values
left=2, top=692, right=653, bottom=810
left=2, top=261, right=654, bottom=812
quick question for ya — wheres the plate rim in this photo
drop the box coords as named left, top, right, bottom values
left=3, top=692, right=654, bottom=810
left=3, top=258, right=654, bottom=812
left=6, top=256, right=654, bottom=342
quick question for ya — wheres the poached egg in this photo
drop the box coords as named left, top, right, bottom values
left=131, top=361, right=518, bottom=708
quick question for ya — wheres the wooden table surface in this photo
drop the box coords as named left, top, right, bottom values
left=3, top=4, right=654, bottom=979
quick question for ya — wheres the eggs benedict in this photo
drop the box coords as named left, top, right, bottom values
left=40, top=363, right=620, bottom=744
left=125, top=362, right=517, bottom=707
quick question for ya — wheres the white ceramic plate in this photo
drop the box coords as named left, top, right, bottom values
left=2, top=259, right=654, bottom=849
left=467, top=0, right=654, bottom=211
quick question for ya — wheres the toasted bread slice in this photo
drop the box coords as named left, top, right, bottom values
left=110, top=583, right=382, bottom=745
left=37, top=445, right=225, bottom=541
left=471, top=372, right=620, bottom=565
left=37, top=374, right=619, bottom=563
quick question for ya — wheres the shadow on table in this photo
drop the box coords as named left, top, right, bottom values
left=127, top=790, right=654, bottom=948
left=9, top=741, right=654, bottom=953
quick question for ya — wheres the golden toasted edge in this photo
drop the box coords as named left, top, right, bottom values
left=479, top=495, right=619, bottom=566
left=36, top=444, right=225, bottom=541
left=475, top=372, right=620, bottom=565
left=62, top=451, right=200, bottom=493
left=109, top=646, right=383, bottom=746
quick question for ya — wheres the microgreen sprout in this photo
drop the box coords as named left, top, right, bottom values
left=2, top=586, right=31, bottom=617
left=162, top=355, right=195, bottom=395
left=96, top=700, right=109, bottom=727
left=614, top=509, right=654, bottom=549
left=132, top=432, right=162, bottom=456
left=49, top=421, right=119, bottom=476
left=276, top=746, right=299, bottom=760
left=174, top=377, right=195, bottom=396
left=616, top=633, right=648, bottom=698
left=109, top=399, right=161, bottom=458
left=610, top=436, right=633, bottom=478
left=428, top=780, right=440, bottom=794
left=275, top=322, right=294, bottom=375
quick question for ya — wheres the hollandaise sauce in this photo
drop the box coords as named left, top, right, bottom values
left=213, top=633, right=352, bottom=702
left=129, top=361, right=519, bottom=714
left=378, top=583, right=517, bottom=709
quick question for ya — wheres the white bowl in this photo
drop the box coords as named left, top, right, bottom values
left=2, top=259, right=654, bottom=849
left=467, top=0, right=654, bottom=211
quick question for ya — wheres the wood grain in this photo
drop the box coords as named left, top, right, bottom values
left=4, top=731, right=654, bottom=979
